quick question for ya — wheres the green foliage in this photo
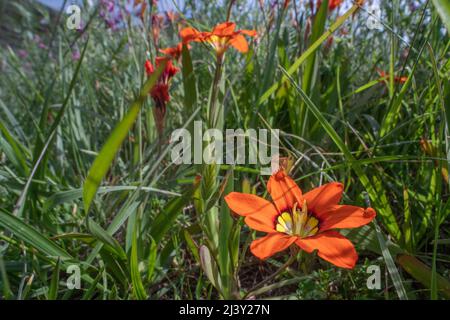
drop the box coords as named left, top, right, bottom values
left=0, top=0, right=449, bottom=300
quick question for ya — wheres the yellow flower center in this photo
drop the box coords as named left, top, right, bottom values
left=208, top=35, right=230, bottom=55
left=275, top=201, right=319, bottom=238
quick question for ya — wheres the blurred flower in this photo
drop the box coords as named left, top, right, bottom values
left=316, top=0, right=344, bottom=12
left=17, top=49, right=28, bottom=59
left=224, top=170, right=376, bottom=269
left=152, top=14, right=165, bottom=47
left=100, top=0, right=126, bottom=30
left=329, top=0, right=343, bottom=11
left=133, top=0, right=147, bottom=20
left=377, top=68, right=407, bottom=83
left=180, top=22, right=257, bottom=57
left=145, top=57, right=179, bottom=137
left=72, top=50, right=81, bottom=61
left=159, top=43, right=184, bottom=61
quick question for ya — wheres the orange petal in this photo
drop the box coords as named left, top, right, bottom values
left=240, top=29, right=257, bottom=37
left=303, top=182, right=343, bottom=214
left=244, top=210, right=278, bottom=233
left=224, top=192, right=278, bottom=217
left=250, top=233, right=297, bottom=260
left=267, top=170, right=303, bottom=213
left=296, top=230, right=357, bottom=269
left=180, top=27, right=202, bottom=43
left=212, top=22, right=236, bottom=36
left=229, top=34, right=249, bottom=53
left=319, top=205, right=376, bottom=231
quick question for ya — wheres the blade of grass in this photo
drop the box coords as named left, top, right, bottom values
left=258, top=3, right=361, bottom=105
left=281, top=67, right=401, bottom=240
left=83, top=61, right=166, bottom=212
left=0, top=209, right=72, bottom=260
left=130, top=219, right=148, bottom=300
left=48, top=258, right=60, bottom=300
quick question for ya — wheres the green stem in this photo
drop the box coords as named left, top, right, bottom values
left=208, top=54, right=224, bottom=129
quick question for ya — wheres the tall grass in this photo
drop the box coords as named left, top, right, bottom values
left=0, top=0, right=449, bottom=300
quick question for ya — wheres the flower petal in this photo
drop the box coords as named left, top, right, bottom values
left=180, top=27, right=203, bottom=43
left=319, top=205, right=376, bottom=231
left=303, top=182, right=343, bottom=215
left=250, top=233, right=297, bottom=260
left=224, top=192, right=278, bottom=217
left=212, top=22, right=236, bottom=36
left=240, top=29, right=257, bottom=37
left=229, top=34, right=249, bottom=52
left=296, top=230, right=357, bottom=269
left=244, top=210, right=278, bottom=233
left=267, top=170, right=303, bottom=213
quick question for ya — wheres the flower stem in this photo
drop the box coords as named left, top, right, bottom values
left=208, top=54, right=223, bottom=128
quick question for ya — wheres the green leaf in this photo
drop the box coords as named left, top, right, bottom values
left=147, top=238, right=157, bottom=282
left=0, top=119, right=29, bottom=176
left=432, top=0, right=450, bottom=34
left=150, top=177, right=201, bottom=243
left=183, top=229, right=200, bottom=264
left=83, top=62, right=166, bottom=212
left=373, top=220, right=408, bottom=300
left=398, top=254, right=450, bottom=299
left=48, top=258, right=60, bottom=300
left=282, top=68, right=402, bottom=240
left=258, top=3, right=361, bottom=105
left=45, top=186, right=180, bottom=211
left=87, top=218, right=127, bottom=261
left=218, top=170, right=234, bottom=298
left=199, top=245, right=221, bottom=293
left=130, top=221, right=148, bottom=300
left=0, top=255, right=12, bottom=299
left=0, top=209, right=72, bottom=260
left=302, top=0, right=328, bottom=95
left=181, top=43, right=197, bottom=113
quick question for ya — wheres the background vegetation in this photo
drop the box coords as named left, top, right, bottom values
left=0, top=0, right=449, bottom=299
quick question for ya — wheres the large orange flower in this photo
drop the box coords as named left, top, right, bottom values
left=224, top=170, right=376, bottom=269
left=179, top=22, right=257, bottom=56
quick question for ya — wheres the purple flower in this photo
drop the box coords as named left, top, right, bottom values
left=72, top=50, right=81, bottom=61
left=17, top=49, right=28, bottom=59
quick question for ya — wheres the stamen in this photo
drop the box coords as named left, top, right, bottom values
left=275, top=201, right=319, bottom=238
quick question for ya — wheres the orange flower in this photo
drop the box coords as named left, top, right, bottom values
left=316, top=0, right=344, bottom=11
left=159, top=43, right=185, bottom=61
left=224, top=170, right=376, bottom=269
left=179, top=22, right=257, bottom=56
left=329, top=0, right=344, bottom=10
left=145, top=57, right=179, bottom=136
left=152, top=14, right=165, bottom=46
left=377, top=69, right=407, bottom=83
